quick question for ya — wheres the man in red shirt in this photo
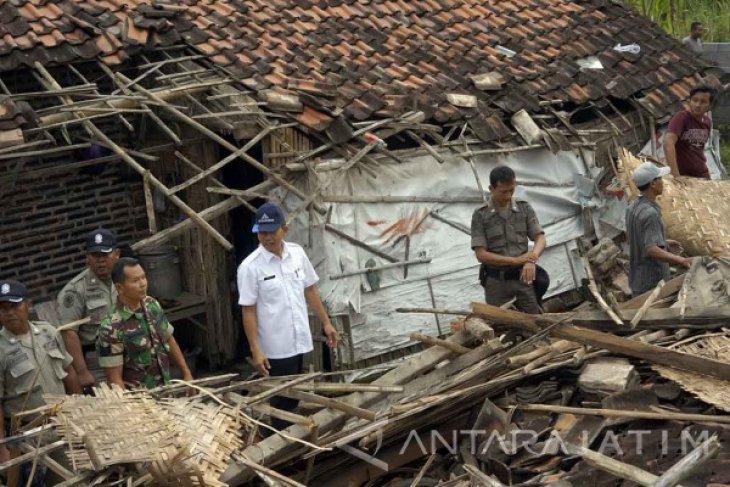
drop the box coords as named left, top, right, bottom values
left=664, top=84, right=716, bottom=179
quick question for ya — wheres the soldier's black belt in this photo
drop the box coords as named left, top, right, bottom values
left=483, top=266, right=522, bottom=281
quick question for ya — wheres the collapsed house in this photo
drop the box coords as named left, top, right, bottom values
left=0, top=0, right=723, bottom=369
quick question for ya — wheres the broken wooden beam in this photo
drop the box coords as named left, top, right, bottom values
left=653, top=434, right=721, bottom=487
left=472, top=302, right=730, bottom=381
left=410, top=333, right=471, bottom=354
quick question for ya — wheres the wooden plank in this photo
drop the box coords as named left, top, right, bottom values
left=566, top=444, right=672, bottom=487
left=472, top=302, right=730, bottom=381
left=653, top=435, right=721, bottom=487
left=621, top=274, right=685, bottom=309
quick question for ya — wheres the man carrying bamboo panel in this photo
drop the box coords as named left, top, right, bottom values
left=470, top=166, right=548, bottom=313
left=237, top=202, right=338, bottom=430
left=664, top=84, right=716, bottom=179
left=96, top=258, right=193, bottom=390
left=0, top=279, right=81, bottom=484
left=626, top=163, right=693, bottom=296
left=57, top=228, right=120, bottom=392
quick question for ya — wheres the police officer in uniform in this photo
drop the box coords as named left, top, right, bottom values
left=471, top=166, right=547, bottom=313
left=0, top=280, right=81, bottom=481
left=57, top=228, right=120, bottom=389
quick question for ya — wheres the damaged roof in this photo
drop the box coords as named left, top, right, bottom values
left=0, top=0, right=715, bottom=129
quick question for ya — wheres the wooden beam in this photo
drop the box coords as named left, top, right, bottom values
left=472, top=302, right=730, bottom=381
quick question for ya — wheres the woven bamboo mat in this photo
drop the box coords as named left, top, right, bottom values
left=46, top=383, right=244, bottom=486
left=618, top=148, right=730, bottom=257
left=655, top=333, right=730, bottom=412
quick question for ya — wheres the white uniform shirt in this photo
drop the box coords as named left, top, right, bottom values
left=237, top=241, right=319, bottom=359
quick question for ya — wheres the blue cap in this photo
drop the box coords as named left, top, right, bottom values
left=0, top=280, right=27, bottom=303
left=252, top=202, right=286, bottom=233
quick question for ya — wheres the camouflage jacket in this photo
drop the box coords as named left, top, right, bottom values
left=96, top=297, right=174, bottom=389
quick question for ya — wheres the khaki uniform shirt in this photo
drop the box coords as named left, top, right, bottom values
left=470, top=198, right=543, bottom=260
left=0, top=322, right=72, bottom=418
left=57, top=268, right=117, bottom=345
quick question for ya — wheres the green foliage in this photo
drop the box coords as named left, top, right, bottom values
left=624, top=0, right=730, bottom=41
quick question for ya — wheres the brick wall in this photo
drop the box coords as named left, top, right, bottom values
left=0, top=158, right=146, bottom=303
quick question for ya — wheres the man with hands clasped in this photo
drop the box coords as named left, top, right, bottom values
left=237, top=202, right=337, bottom=429
left=471, top=166, right=547, bottom=313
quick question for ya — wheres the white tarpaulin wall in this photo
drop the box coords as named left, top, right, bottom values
left=275, top=146, right=594, bottom=363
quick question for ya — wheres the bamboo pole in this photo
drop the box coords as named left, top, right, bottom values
left=116, top=72, right=326, bottom=215
left=174, top=151, right=256, bottom=213
left=516, top=404, right=730, bottom=424
left=97, top=62, right=181, bottom=146
left=34, top=63, right=233, bottom=251
left=582, top=257, right=624, bottom=326
left=320, top=195, right=484, bottom=203
left=0, top=142, right=90, bottom=160
left=324, top=224, right=398, bottom=263
left=329, top=258, right=432, bottom=280
left=266, top=388, right=377, bottom=421
left=396, top=307, right=470, bottom=316
left=37, top=83, right=209, bottom=128
left=241, top=373, right=320, bottom=407
left=167, top=126, right=273, bottom=195
left=428, top=211, right=471, bottom=235
left=143, top=171, right=157, bottom=234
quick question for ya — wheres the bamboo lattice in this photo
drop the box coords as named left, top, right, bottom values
left=45, top=383, right=244, bottom=486
left=655, top=333, right=730, bottom=412
left=618, top=148, right=730, bottom=257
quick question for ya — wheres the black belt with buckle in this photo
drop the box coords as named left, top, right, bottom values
left=482, top=265, right=522, bottom=281
left=81, top=343, right=96, bottom=354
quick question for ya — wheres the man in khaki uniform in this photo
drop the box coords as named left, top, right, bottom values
left=0, top=279, right=81, bottom=483
left=470, top=166, right=547, bottom=314
left=57, top=228, right=119, bottom=389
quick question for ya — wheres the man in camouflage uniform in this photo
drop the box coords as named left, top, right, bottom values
left=471, top=166, right=547, bottom=314
left=57, top=228, right=120, bottom=389
left=0, top=279, right=81, bottom=484
left=97, top=258, right=192, bottom=389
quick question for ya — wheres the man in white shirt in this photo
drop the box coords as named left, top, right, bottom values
left=237, top=202, right=337, bottom=429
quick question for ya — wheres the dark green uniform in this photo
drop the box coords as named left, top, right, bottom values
left=471, top=198, right=544, bottom=313
left=96, top=296, right=174, bottom=389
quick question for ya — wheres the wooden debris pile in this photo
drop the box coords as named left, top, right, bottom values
left=211, top=259, right=730, bottom=486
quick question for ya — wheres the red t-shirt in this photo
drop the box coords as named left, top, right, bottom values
left=667, top=110, right=711, bottom=179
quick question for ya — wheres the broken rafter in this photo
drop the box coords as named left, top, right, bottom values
left=33, top=63, right=233, bottom=252
left=323, top=223, right=398, bottom=263
left=174, top=151, right=256, bottom=213
left=97, top=62, right=182, bottom=146
left=116, top=72, right=326, bottom=215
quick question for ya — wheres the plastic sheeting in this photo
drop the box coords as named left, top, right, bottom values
left=276, top=146, right=594, bottom=362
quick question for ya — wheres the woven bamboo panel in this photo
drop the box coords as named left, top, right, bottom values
left=46, top=384, right=244, bottom=486
left=655, top=334, right=730, bottom=412
left=618, top=148, right=730, bottom=257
